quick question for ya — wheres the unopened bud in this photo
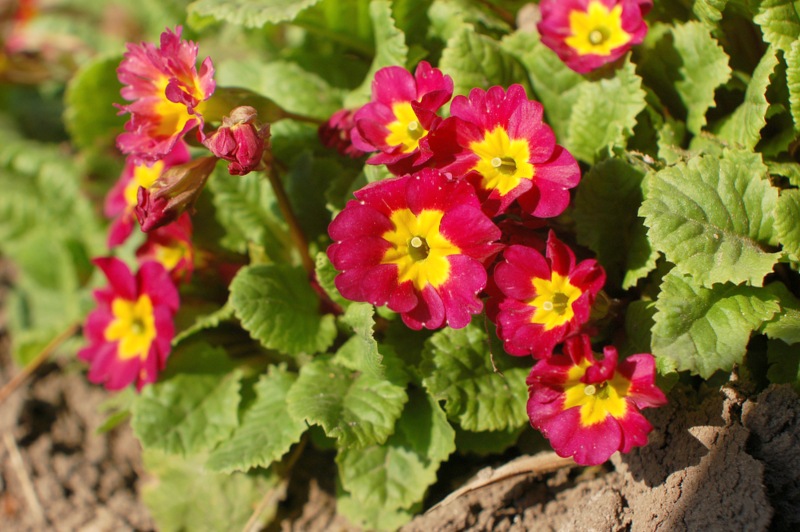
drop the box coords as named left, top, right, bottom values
left=203, top=106, right=269, bottom=175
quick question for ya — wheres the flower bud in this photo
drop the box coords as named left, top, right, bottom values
left=135, top=156, right=217, bottom=232
left=319, top=108, right=367, bottom=158
left=203, top=106, right=269, bottom=175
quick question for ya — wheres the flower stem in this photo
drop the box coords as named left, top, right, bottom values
left=265, top=169, right=315, bottom=275
left=0, top=321, right=80, bottom=406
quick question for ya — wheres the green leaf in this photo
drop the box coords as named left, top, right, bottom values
left=786, top=40, right=800, bottom=131
left=761, top=282, right=800, bottom=345
left=421, top=321, right=529, bottom=432
left=621, top=300, right=657, bottom=358
left=132, top=354, right=242, bottom=455
left=693, top=0, right=729, bottom=25
left=670, top=22, right=732, bottom=135
left=344, top=0, right=408, bottom=108
left=333, top=303, right=385, bottom=379
left=230, top=264, right=337, bottom=356
left=566, top=58, right=647, bottom=163
left=207, top=366, right=306, bottom=473
left=336, top=390, right=455, bottom=528
left=651, top=272, right=780, bottom=378
left=501, top=30, right=584, bottom=141
left=172, top=302, right=236, bottom=346
left=64, top=54, right=127, bottom=151
left=716, top=47, right=779, bottom=149
left=315, top=251, right=351, bottom=311
left=286, top=356, right=407, bottom=448
left=776, top=189, right=800, bottom=260
left=439, top=24, right=529, bottom=98
left=754, top=0, right=800, bottom=52
left=143, top=450, right=279, bottom=532
left=454, top=425, right=524, bottom=456
left=640, top=150, right=780, bottom=287
left=767, top=338, right=800, bottom=389
left=574, top=156, right=651, bottom=288
left=188, top=0, right=322, bottom=28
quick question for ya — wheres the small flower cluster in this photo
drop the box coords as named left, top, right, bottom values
left=324, top=58, right=664, bottom=465
left=81, top=27, right=265, bottom=391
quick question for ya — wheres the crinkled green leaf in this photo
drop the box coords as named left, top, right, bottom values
left=671, top=22, right=731, bottom=134
left=786, top=40, right=800, bottom=131
left=754, top=0, right=800, bottom=52
left=132, top=352, right=242, bottom=456
left=767, top=339, right=800, bottom=390
left=333, top=303, right=385, bottom=379
left=336, top=391, right=455, bottom=528
left=188, top=0, right=322, bottom=28
left=172, top=302, right=236, bottom=346
left=693, top=0, right=729, bottom=25
left=344, top=0, right=408, bottom=108
left=574, top=156, right=652, bottom=288
left=207, top=169, right=291, bottom=259
left=207, top=366, right=306, bottom=473
left=566, top=58, right=647, bottom=163
left=652, top=272, right=780, bottom=378
left=421, top=321, right=529, bottom=431
left=315, top=251, right=352, bottom=311
left=640, top=150, right=780, bottom=287
left=439, top=24, right=529, bottom=98
left=716, top=47, right=779, bottom=149
left=427, top=0, right=510, bottom=43
left=776, top=189, right=800, bottom=261
left=501, top=30, right=583, bottom=141
left=761, top=282, right=800, bottom=345
left=64, top=54, right=127, bottom=151
left=768, top=160, right=800, bottom=187
left=454, top=425, right=524, bottom=456
left=286, top=356, right=407, bottom=448
left=143, top=449, right=279, bottom=532
left=230, top=264, right=337, bottom=356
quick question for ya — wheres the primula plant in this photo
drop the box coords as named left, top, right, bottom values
left=3, top=0, right=800, bottom=529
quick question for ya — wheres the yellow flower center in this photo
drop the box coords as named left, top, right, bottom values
left=153, top=75, right=207, bottom=138
left=530, top=272, right=583, bottom=331
left=565, top=1, right=632, bottom=57
left=469, top=126, right=534, bottom=196
left=154, top=241, right=189, bottom=272
left=563, top=359, right=631, bottom=426
left=385, top=101, right=427, bottom=153
left=103, top=294, right=157, bottom=361
left=381, top=208, right=461, bottom=290
left=124, top=160, right=165, bottom=207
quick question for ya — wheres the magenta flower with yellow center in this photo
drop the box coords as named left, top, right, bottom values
left=116, top=26, right=215, bottom=162
left=135, top=213, right=195, bottom=284
left=78, top=257, right=179, bottom=391
left=527, top=334, right=667, bottom=465
left=537, top=0, right=652, bottom=73
left=327, top=169, right=501, bottom=330
left=105, top=142, right=190, bottom=246
left=429, top=85, right=580, bottom=218
left=492, top=231, right=605, bottom=358
left=350, top=61, right=453, bottom=175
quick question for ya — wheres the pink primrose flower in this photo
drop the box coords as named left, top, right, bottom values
left=319, top=108, right=368, bottom=159
left=527, top=334, right=667, bottom=465
left=350, top=61, right=453, bottom=175
left=116, top=26, right=215, bottom=162
left=104, top=142, right=190, bottom=246
left=428, top=84, right=580, bottom=218
left=537, top=0, right=652, bottom=74
left=327, top=168, right=501, bottom=330
left=492, top=231, right=605, bottom=358
left=78, top=257, right=179, bottom=391
left=135, top=213, right=195, bottom=284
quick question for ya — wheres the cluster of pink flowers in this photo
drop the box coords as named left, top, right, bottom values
left=324, top=50, right=664, bottom=464
left=80, top=27, right=265, bottom=391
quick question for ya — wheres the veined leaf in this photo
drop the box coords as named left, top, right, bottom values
left=333, top=302, right=385, bottom=379
left=344, top=0, right=408, bottom=108
left=188, top=0, right=322, bottom=28
left=336, top=391, right=455, bottom=529
left=439, top=24, right=529, bottom=98
left=132, top=350, right=242, bottom=455
left=786, top=40, right=800, bottom=131
left=671, top=22, right=731, bottom=135
left=207, top=366, right=306, bottom=473
left=754, top=0, right=800, bottom=52
left=286, top=356, right=407, bottom=448
left=566, top=58, right=646, bottom=163
left=776, top=189, right=800, bottom=261
left=716, top=47, right=779, bottom=149
left=640, top=150, right=780, bottom=287
left=652, top=272, right=780, bottom=378
left=762, top=282, right=800, bottom=345
left=229, top=264, right=337, bottom=356
left=421, top=321, right=529, bottom=432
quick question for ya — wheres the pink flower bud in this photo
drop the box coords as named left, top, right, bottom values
left=203, top=106, right=269, bottom=175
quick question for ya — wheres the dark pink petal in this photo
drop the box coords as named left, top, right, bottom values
left=619, top=354, right=668, bottom=408
left=372, top=65, right=417, bottom=105
left=328, top=202, right=393, bottom=242
left=545, top=231, right=577, bottom=277
left=94, top=257, right=137, bottom=301
left=616, top=408, right=654, bottom=453
left=138, top=260, right=179, bottom=312
left=402, top=284, right=445, bottom=330
left=436, top=256, right=487, bottom=329
left=327, top=237, right=391, bottom=270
